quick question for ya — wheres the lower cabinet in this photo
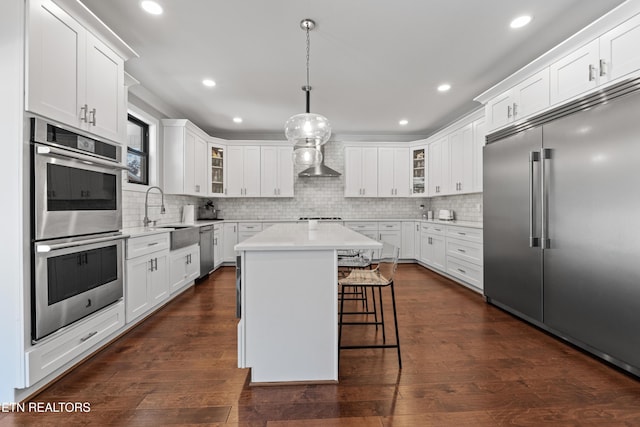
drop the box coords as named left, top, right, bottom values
left=223, top=222, right=238, bottom=263
left=169, top=244, right=200, bottom=294
left=125, top=233, right=170, bottom=323
left=420, top=223, right=446, bottom=271
left=213, top=224, right=223, bottom=269
left=238, top=222, right=263, bottom=243
left=401, top=221, right=415, bottom=259
left=445, top=225, right=483, bottom=291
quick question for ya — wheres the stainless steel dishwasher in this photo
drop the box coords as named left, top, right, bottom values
left=199, top=225, right=214, bottom=278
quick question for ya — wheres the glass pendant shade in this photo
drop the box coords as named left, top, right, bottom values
left=292, top=145, right=323, bottom=166
left=285, top=112, right=332, bottom=146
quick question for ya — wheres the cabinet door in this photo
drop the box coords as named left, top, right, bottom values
left=184, top=130, right=197, bottom=195
left=413, top=223, right=421, bottom=260
left=213, top=229, right=222, bottom=268
left=600, top=13, right=640, bottom=84
left=225, top=146, right=244, bottom=196
left=485, top=90, right=513, bottom=131
left=27, top=0, right=86, bottom=128
left=550, top=40, right=599, bottom=105
left=223, top=223, right=238, bottom=262
left=193, top=135, right=208, bottom=196
left=84, top=32, right=124, bottom=142
left=401, top=222, right=414, bottom=259
left=260, top=147, right=278, bottom=196
left=149, top=253, right=169, bottom=306
left=125, top=257, right=151, bottom=322
left=472, top=118, right=486, bottom=193
left=420, top=230, right=431, bottom=264
left=277, top=146, right=294, bottom=197
left=209, top=144, right=225, bottom=196
left=429, top=137, right=449, bottom=195
left=449, top=124, right=473, bottom=194
left=377, top=147, right=395, bottom=197
left=344, top=147, right=363, bottom=197
left=430, top=234, right=446, bottom=271
left=169, top=250, right=188, bottom=294
left=379, top=230, right=401, bottom=250
left=243, top=146, right=261, bottom=197
left=393, top=147, right=411, bottom=197
left=513, top=68, right=550, bottom=120
left=185, top=246, right=200, bottom=283
left=361, top=147, right=378, bottom=197
left=411, top=147, right=427, bottom=196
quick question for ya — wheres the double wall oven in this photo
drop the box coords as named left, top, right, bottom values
left=30, top=118, right=127, bottom=341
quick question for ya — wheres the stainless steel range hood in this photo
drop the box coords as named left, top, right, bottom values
left=298, top=144, right=341, bottom=177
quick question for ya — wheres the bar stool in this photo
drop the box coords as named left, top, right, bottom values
left=337, top=249, right=374, bottom=313
left=338, top=242, right=401, bottom=368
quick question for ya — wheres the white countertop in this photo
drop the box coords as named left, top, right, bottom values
left=235, top=223, right=383, bottom=251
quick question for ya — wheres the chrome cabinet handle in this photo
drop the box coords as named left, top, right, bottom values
left=80, top=104, right=88, bottom=122
left=149, top=259, right=154, bottom=271
left=80, top=331, right=98, bottom=342
left=457, top=232, right=466, bottom=236
left=89, top=108, right=96, bottom=126
left=512, top=102, right=518, bottom=118
left=457, top=268, right=466, bottom=274
left=589, top=64, right=596, bottom=82
left=195, top=185, right=200, bottom=193
left=599, top=59, right=606, bottom=76
left=507, top=105, right=512, bottom=119
left=457, top=248, right=466, bottom=253
left=529, top=151, right=540, bottom=248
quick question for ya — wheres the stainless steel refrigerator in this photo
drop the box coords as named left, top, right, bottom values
left=484, top=78, right=640, bottom=376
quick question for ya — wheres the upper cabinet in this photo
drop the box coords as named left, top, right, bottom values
left=378, top=147, right=410, bottom=197
left=600, top=13, right=640, bottom=83
left=344, top=146, right=378, bottom=197
left=448, top=124, right=473, bottom=195
left=549, top=40, right=599, bottom=105
left=208, top=141, right=225, bottom=197
left=410, top=146, right=427, bottom=196
left=26, top=0, right=128, bottom=143
left=472, top=118, right=486, bottom=193
left=428, top=137, right=449, bottom=196
left=162, top=120, right=208, bottom=196
left=486, top=69, right=550, bottom=132
left=261, top=146, right=294, bottom=197
left=226, top=145, right=261, bottom=197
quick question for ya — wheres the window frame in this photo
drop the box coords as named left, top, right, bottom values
left=124, top=104, right=160, bottom=192
left=126, top=113, right=150, bottom=186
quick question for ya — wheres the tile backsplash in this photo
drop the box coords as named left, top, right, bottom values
left=122, top=141, right=483, bottom=226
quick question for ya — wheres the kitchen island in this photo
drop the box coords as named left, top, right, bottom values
left=235, top=222, right=382, bottom=384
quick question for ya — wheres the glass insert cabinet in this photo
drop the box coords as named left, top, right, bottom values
left=210, top=144, right=225, bottom=195
left=411, top=147, right=427, bottom=195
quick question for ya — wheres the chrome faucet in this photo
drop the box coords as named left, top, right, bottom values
left=143, top=186, right=166, bottom=227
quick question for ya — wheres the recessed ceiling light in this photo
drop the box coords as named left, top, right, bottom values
left=141, top=1, right=163, bottom=15
left=510, top=15, right=532, bottom=29
left=399, top=119, right=409, bottom=126
left=437, top=83, right=451, bottom=92
left=202, top=79, right=216, bottom=88
left=233, top=117, right=243, bottom=124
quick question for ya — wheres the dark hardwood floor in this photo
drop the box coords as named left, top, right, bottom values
left=2, top=264, right=640, bottom=426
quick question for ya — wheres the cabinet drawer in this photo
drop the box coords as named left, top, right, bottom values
left=345, top=221, right=378, bottom=231
left=26, top=302, right=125, bottom=386
left=126, top=233, right=170, bottom=259
left=446, top=225, right=483, bottom=243
left=378, top=221, right=401, bottom=231
left=447, top=257, right=483, bottom=290
left=447, top=237, right=483, bottom=266
left=421, top=223, right=445, bottom=235
left=238, top=223, right=263, bottom=232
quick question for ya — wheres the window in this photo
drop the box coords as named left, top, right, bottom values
left=126, top=114, right=149, bottom=185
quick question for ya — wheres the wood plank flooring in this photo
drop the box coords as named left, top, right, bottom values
left=2, top=264, right=640, bottom=426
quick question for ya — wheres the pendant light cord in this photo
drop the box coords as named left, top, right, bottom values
left=305, top=25, right=311, bottom=113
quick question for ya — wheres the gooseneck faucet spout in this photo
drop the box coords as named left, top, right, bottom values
left=143, top=186, right=166, bottom=227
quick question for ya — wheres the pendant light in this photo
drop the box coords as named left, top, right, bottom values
left=285, top=19, right=332, bottom=166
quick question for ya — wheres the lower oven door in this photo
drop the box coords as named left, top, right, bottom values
left=33, top=234, right=127, bottom=341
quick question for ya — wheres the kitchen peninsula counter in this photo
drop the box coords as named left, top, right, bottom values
left=235, top=223, right=382, bottom=384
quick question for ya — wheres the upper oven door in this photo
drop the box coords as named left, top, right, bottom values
left=33, top=143, right=124, bottom=240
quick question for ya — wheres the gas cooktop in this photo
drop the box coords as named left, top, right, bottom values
left=298, top=217, right=343, bottom=220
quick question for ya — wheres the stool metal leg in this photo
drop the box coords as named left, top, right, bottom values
left=389, top=281, right=402, bottom=368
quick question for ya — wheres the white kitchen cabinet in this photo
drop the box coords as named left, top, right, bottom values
left=410, top=146, right=427, bottom=196
left=550, top=40, right=600, bottom=105
left=413, top=222, right=421, bottom=260
left=486, top=69, right=550, bottom=132
left=213, top=224, right=223, bottom=269
left=428, top=137, right=449, bottom=196
left=344, top=146, right=378, bottom=197
left=208, top=142, right=226, bottom=196
left=125, top=233, right=170, bottom=323
left=238, top=223, right=263, bottom=243
left=445, top=225, right=484, bottom=291
left=261, top=146, right=294, bottom=197
left=223, top=223, right=238, bottom=263
left=420, top=223, right=446, bottom=271
left=226, top=146, right=261, bottom=197
left=378, top=221, right=401, bottom=250
left=600, top=13, right=640, bottom=84
left=162, top=120, right=208, bottom=196
left=169, top=244, right=200, bottom=295
left=401, top=221, right=415, bottom=259
left=472, top=117, right=486, bottom=193
left=27, top=0, right=125, bottom=143
left=378, top=147, right=411, bottom=197
left=449, top=124, right=473, bottom=194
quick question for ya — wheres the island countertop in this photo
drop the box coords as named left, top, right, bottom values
left=235, top=222, right=383, bottom=251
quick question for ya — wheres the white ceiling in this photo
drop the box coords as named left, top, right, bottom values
left=81, top=0, right=625, bottom=140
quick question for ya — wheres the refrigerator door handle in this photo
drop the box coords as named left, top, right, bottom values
left=541, top=148, right=552, bottom=249
left=529, top=151, right=540, bottom=248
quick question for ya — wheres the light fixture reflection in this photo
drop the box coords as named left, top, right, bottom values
left=292, top=145, right=323, bottom=166
left=141, top=1, right=163, bottom=15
